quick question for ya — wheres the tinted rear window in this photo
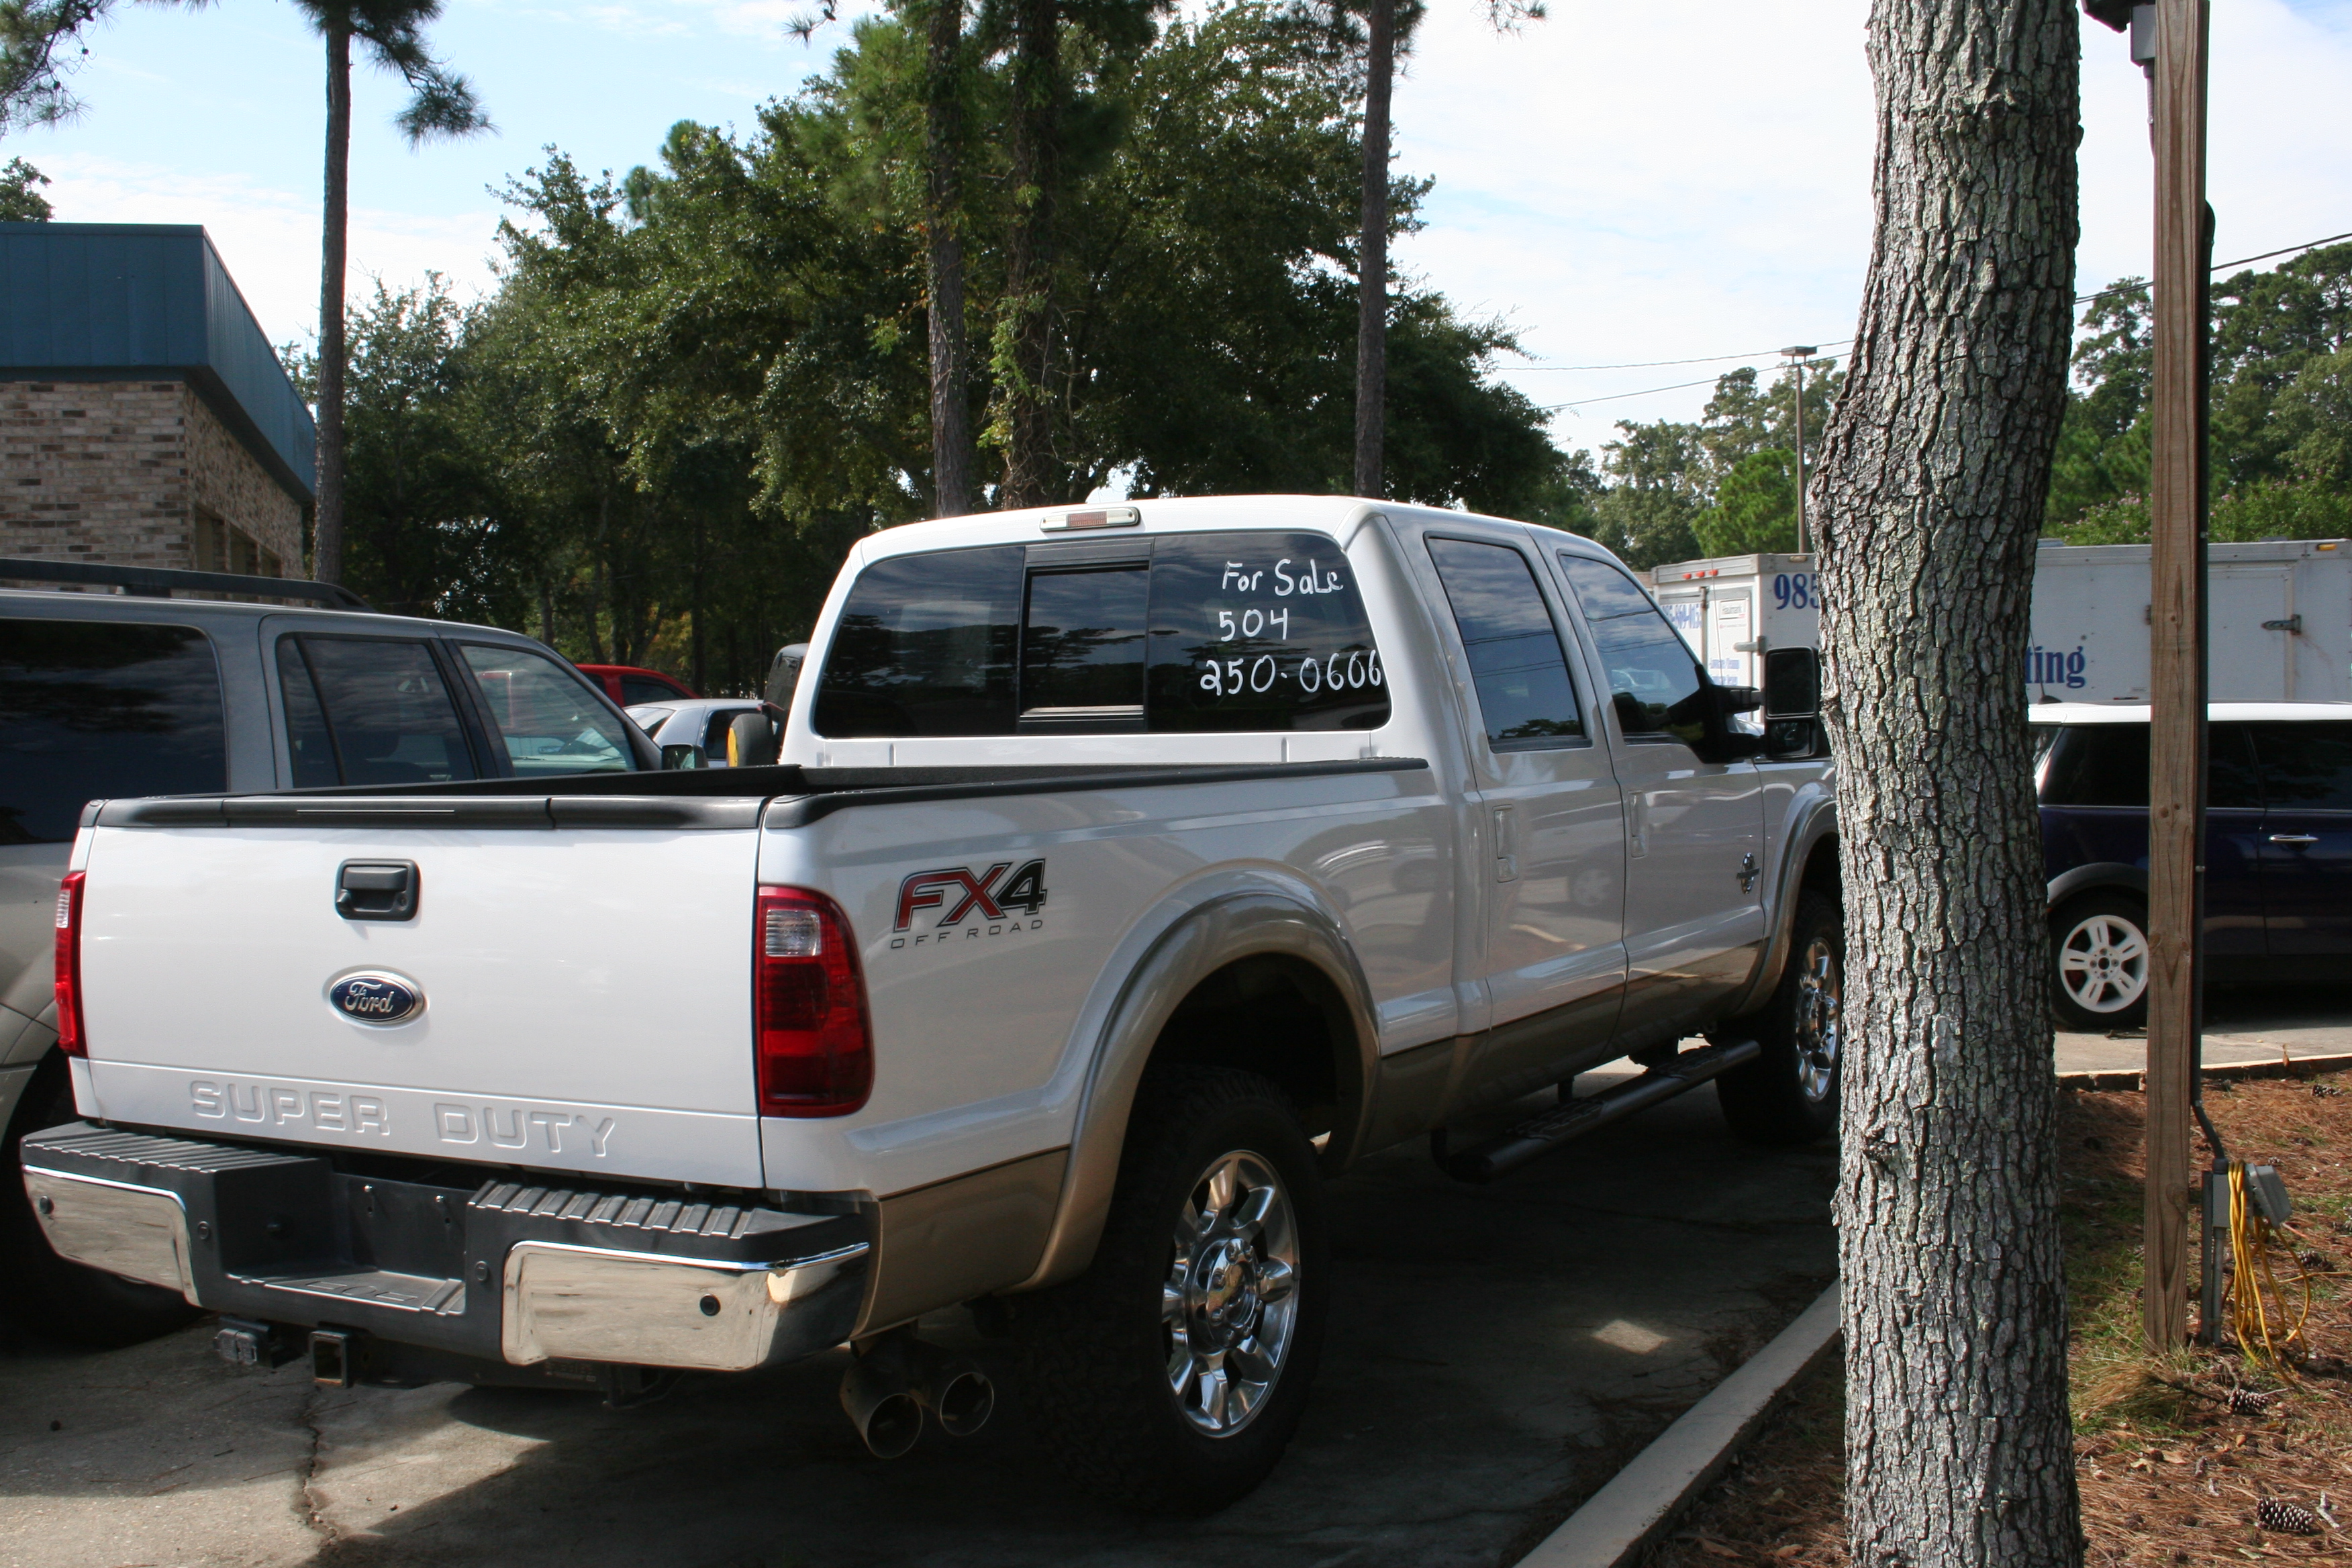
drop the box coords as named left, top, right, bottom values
left=815, top=534, right=1389, bottom=736
left=0, top=620, right=228, bottom=843
left=277, top=636, right=481, bottom=787
left=814, top=546, right=1024, bottom=737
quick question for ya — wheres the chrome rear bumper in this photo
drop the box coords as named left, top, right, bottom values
left=21, top=1124, right=869, bottom=1375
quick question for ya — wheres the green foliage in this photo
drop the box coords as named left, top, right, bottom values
left=0, top=152, right=46, bottom=218
left=1569, top=362, right=1836, bottom=570
left=1696, top=448, right=1798, bottom=556
left=319, top=0, right=1567, bottom=691
left=0, top=0, right=124, bottom=130
left=2043, top=245, right=2352, bottom=542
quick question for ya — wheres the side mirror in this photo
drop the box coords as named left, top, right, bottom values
left=1687, top=681, right=1764, bottom=764
left=1761, top=646, right=1823, bottom=760
left=728, top=710, right=783, bottom=768
left=661, top=743, right=708, bottom=771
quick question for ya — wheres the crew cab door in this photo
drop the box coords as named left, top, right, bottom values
left=1552, top=550, right=1765, bottom=1047
left=1410, top=530, right=1627, bottom=1097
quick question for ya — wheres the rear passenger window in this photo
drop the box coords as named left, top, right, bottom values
left=1557, top=554, right=1707, bottom=748
left=277, top=636, right=480, bottom=787
left=1425, top=537, right=1583, bottom=750
left=0, top=620, right=227, bottom=842
left=2251, top=723, right=2352, bottom=810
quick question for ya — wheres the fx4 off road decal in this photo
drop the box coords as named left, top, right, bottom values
left=890, top=859, right=1049, bottom=948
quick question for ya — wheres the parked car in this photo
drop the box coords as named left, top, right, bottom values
left=577, top=663, right=699, bottom=707
left=2034, top=701, right=2352, bottom=1028
left=0, top=556, right=657, bottom=1345
left=626, top=697, right=767, bottom=763
left=23, top=497, right=1842, bottom=1511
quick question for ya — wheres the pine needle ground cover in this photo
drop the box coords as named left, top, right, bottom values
left=1640, top=1070, right=2352, bottom=1566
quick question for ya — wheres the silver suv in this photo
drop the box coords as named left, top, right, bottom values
left=1, top=557, right=656, bottom=1344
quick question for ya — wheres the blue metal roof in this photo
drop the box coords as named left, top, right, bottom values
left=0, top=223, right=317, bottom=502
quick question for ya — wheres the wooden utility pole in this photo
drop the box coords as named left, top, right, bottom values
left=2142, top=0, right=2210, bottom=1353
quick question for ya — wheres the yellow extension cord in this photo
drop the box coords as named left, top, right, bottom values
left=2220, top=1160, right=2314, bottom=1377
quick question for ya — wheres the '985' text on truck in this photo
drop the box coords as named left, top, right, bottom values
left=25, top=496, right=1843, bottom=1513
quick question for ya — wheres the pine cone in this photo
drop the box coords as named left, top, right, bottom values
left=2228, top=1387, right=2272, bottom=1416
left=2256, top=1499, right=2320, bottom=1536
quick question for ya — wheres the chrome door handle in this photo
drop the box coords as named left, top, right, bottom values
left=2269, top=834, right=2320, bottom=846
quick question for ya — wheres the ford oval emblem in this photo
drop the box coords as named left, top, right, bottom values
left=328, top=973, right=425, bottom=1026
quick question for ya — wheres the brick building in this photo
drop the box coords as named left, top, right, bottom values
left=1, top=224, right=316, bottom=579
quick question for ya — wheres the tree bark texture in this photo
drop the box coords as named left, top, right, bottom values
left=1814, top=3, right=2082, bottom=1565
left=313, top=19, right=352, bottom=586
left=924, top=0, right=975, bottom=518
left=997, top=0, right=1060, bottom=511
left=1351, top=0, right=1391, bottom=500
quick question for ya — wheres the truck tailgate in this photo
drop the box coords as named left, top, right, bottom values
left=74, top=822, right=764, bottom=1187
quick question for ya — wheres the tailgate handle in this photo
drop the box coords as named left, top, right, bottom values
left=336, top=861, right=419, bottom=922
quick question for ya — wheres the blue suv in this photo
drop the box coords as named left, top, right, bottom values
left=2034, top=702, right=2352, bottom=1028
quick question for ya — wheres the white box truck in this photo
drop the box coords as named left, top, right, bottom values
left=1651, top=540, right=2351, bottom=704
left=2025, top=540, right=2351, bottom=703
left=1651, top=553, right=1822, bottom=690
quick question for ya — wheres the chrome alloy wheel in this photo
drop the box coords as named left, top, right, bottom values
left=1163, top=1150, right=1300, bottom=1438
left=2059, top=912, right=2150, bottom=1016
left=1794, top=935, right=1843, bottom=1104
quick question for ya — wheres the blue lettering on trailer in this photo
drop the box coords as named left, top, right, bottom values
left=1772, top=573, right=1822, bottom=611
left=2024, top=644, right=2089, bottom=689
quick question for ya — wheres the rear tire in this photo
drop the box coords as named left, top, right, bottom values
left=2050, top=891, right=2150, bottom=1030
left=1715, top=891, right=1844, bottom=1146
left=1014, top=1067, right=1326, bottom=1515
left=1, top=1052, right=203, bottom=1347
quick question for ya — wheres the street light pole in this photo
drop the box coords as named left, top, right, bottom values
left=1781, top=346, right=1818, bottom=554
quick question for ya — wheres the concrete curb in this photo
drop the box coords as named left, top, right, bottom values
left=2057, top=1050, right=2352, bottom=1093
left=1516, top=1285, right=1843, bottom=1568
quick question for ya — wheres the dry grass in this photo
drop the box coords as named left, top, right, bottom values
left=1638, top=1070, right=2352, bottom=1567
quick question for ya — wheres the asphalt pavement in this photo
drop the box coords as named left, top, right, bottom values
left=0, top=1083, right=1835, bottom=1568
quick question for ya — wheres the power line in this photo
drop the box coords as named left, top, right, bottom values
left=1540, top=375, right=1725, bottom=412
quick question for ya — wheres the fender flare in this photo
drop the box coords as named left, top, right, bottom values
left=2047, top=862, right=2147, bottom=910
left=1722, top=785, right=1839, bottom=1020
left=1010, top=883, right=1379, bottom=1293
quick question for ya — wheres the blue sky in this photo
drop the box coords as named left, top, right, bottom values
left=13, top=0, right=2352, bottom=449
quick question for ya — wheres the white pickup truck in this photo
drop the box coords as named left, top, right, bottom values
left=23, top=495, right=1842, bottom=1513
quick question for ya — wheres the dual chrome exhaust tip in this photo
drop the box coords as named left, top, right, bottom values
left=839, top=1332, right=996, bottom=1458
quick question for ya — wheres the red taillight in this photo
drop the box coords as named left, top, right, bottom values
left=54, top=871, right=87, bottom=1057
left=754, top=887, right=872, bottom=1116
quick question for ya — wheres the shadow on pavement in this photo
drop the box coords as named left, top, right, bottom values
left=1, top=1085, right=1834, bottom=1568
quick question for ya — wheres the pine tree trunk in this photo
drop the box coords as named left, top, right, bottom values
left=997, top=0, right=1059, bottom=511
left=1815, top=3, right=2083, bottom=1565
left=1352, top=0, right=1391, bottom=500
left=312, top=20, right=352, bottom=585
left=925, top=0, right=974, bottom=518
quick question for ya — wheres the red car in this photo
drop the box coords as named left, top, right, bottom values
left=575, top=663, right=697, bottom=707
